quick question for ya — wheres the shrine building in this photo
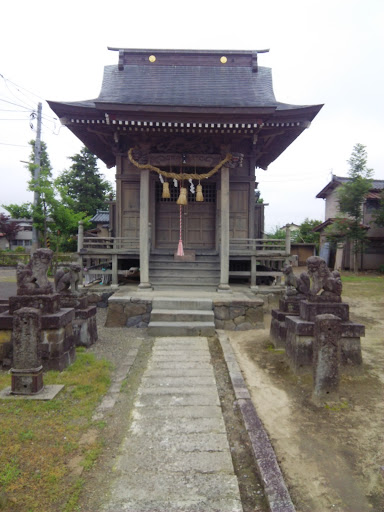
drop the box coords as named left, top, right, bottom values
left=48, top=48, right=322, bottom=292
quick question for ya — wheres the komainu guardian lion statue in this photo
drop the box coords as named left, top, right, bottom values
left=55, top=263, right=82, bottom=295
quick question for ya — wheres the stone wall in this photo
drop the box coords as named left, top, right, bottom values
left=105, top=298, right=152, bottom=328
left=213, top=299, right=264, bottom=330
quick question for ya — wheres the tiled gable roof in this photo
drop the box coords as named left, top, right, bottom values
left=96, top=64, right=278, bottom=108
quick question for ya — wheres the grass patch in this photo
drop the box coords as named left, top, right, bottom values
left=324, top=400, right=349, bottom=411
left=341, top=273, right=384, bottom=300
left=0, top=349, right=112, bottom=511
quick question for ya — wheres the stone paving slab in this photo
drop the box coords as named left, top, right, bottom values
left=156, top=432, right=232, bottom=452
left=148, top=361, right=212, bottom=369
left=145, top=368, right=214, bottom=377
left=130, top=415, right=227, bottom=435
left=141, top=376, right=215, bottom=387
left=119, top=432, right=231, bottom=453
left=150, top=353, right=212, bottom=362
left=117, top=449, right=234, bottom=473
left=135, top=393, right=221, bottom=407
left=153, top=340, right=209, bottom=347
left=103, top=335, right=243, bottom=512
left=132, top=405, right=223, bottom=419
left=105, top=472, right=242, bottom=511
left=138, top=386, right=219, bottom=396
left=105, top=498, right=243, bottom=512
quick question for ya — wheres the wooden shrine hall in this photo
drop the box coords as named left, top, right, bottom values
left=48, top=48, right=322, bottom=292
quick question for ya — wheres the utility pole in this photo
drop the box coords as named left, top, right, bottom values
left=31, top=102, right=42, bottom=252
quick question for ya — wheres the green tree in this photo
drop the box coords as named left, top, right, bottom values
left=293, top=218, right=322, bottom=250
left=325, top=143, right=373, bottom=272
left=1, top=202, right=33, bottom=219
left=265, top=226, right=286, bottom=239
left=3, top=141, right=92, bottom=252
left=56, top=147, right=113, bottom=216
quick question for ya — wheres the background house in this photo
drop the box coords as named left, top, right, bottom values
left=89, top=210, right=110, bottom=238
left=0, top=218, right=33, bottom=252
left=314, top=175, right=384, bottom=269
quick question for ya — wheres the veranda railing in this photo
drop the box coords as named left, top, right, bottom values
left=229, top=237, right=290, bottom=287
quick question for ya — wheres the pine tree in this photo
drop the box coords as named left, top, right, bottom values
left=56, top=147, right=113, bottom=216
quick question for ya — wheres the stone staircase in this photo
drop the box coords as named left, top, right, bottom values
left=149, top=253, right=220, bottom=290
left=148, top=297, right=216, bottom=336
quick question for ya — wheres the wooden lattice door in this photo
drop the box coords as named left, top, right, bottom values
left=155, top=182, right=216, bottom=250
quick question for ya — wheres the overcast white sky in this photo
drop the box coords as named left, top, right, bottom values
left=1, top=0, right=383, bottom=232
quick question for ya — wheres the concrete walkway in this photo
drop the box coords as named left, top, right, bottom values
left=103, top=336, right=243, bottom=512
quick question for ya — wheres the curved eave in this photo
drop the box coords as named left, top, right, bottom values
left=47, top=100, right=323, bottom=169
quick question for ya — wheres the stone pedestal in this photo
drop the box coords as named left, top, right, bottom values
left=59, top=294, right=98, bottom=347
left=0, top=297, right=76, bottom=371
left=11, top=307, right=44, bottom=395
left=270, top=295, right=303, bottom=348
left=285, top=300, right=363, bottom=375
left=0, top=249, right=76, bottom=371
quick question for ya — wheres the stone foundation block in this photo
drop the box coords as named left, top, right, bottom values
left=285, top=315, right=363, bottom=375
left=11, top=366, right=44, bottom=395
left=300, top=301, right=349, bottom=322
left=9, top=294, right=61, bottom=315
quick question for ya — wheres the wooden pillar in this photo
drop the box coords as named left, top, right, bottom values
left=138, top=169, right=152, bottom=290
left=111, top=238, right=118, bottom=287
left=115, top=155, right=123, bottom=237
left=218, top=166, right=231, bottom=292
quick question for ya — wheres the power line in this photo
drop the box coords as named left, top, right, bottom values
left=0, top=142, right=29, bottom=147
left=0, top=98, right=33, bottom=110
left=0, top=74, right=58, bottom=121
left=0, top=73, right=46, bottom=103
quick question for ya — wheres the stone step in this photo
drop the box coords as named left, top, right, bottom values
left=150, top=262, right=220, bottom=270
left=148, top=321, right=216, bottom=337
left=151, top=309, right=215, bottom=323
left=150, top=275, right=219, bottom=284
left=152, top=298, right=213, bottom=311
left=152, top=284, right=217, bottom=291
left=150, top=269, right=220, bottom=276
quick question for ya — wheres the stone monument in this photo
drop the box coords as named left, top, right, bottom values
left=11, top=307, right=44, bottom=395
left=270, top=264, right=310, bottom=348
left=0, top=249, right=76, bottom=370
left=54, top=264, right=98, bottom=347
left=284, top=256, right=364, bottom=374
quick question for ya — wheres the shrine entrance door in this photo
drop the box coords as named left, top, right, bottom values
left=154, top=182, right=216, bottom=251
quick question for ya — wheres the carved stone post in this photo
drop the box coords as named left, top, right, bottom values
left=218, top=165, right=231, bottom=292
left=11, top=307, right=44, bottom=395
left=313, top=313, right=341, bottom=403
left=139, top=169, right=152, bottom=290
left=285, top=225, right=291, bottom=258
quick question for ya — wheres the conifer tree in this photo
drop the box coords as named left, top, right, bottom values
left=56, top=147, right=113, bottom=216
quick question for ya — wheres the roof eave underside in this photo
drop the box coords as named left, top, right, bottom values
left=48, top=99, right=322, bottom=169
